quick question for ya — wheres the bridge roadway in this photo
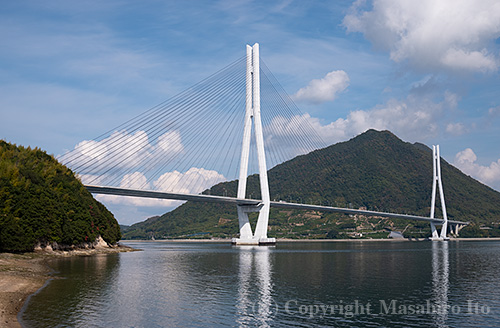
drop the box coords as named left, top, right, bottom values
left=85, top=185, right=468, bottom=225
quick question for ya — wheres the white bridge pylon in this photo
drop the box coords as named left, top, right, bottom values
left=430, top=145, right=449, bottom=241
left=232, top=43, right=275, bottom=246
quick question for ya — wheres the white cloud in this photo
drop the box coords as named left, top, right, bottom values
left=292, top=70, right=350, bottom=104
left=489, top=106, right=500, bottom=116
left=326, top=95, right=442, bottom=141
left=343, top=0, right=500, bottom=72
left=68, top=128, right=229, bottom=208
left=78, top=174, right=106, bottom=186
left=269, top=92, right=457, bottom=148
left=65, top=129, right=184, bottom=176
left=157, top=131, right=184, bottom=154
left=153, top=167, right=226, bottom=194
left=443, top=91, right=459, bottom=109
left=95, top=193, right=181, bottom=208
left=454, top=148, right=500, bottom=189
left=264, top=113, right=345, bottom=158
left=446, top=122, right=467, bottom=136
left=265, top=90, right=466, bottom=161
left=120, top=172, right=150, bottom=190
left=441, top=49, right=497, bottom=72
left=95, top=167, right=226, bottom=208
left=70, top=130, right=152, bottom=174
left=267, top=113, right=340, bottom=142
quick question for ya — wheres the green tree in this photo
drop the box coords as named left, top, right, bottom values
left=0, top=140, right=121, bottom=252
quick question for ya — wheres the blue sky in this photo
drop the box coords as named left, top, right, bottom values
left=1, top=0, right=500, bottom=225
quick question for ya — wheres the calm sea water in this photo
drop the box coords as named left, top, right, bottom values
left=20, top=241, right=500, bottom=327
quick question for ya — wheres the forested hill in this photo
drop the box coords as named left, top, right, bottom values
left=123, top=130, right=500, bottom=239
left=0, top=140, right=121, bottom=252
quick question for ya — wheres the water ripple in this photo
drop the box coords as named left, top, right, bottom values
left=21, top=241, right=500, bottom=327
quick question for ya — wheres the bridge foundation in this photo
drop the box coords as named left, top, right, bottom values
left=232, top=43, right=275, bottom=246
left=231, top=237, right=276, bottom=246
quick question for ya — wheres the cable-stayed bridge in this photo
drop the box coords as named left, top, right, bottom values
left=85, top=185, right=467, bottom=226
left=60, top=43, right=467, bottom=245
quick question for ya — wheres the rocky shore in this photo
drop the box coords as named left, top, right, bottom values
left=0, top=244, right=136, bottom=327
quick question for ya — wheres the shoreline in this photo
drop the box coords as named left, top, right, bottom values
left=121, top=237, right=500, bottom=243
left=0, top=244, right=136, bottom=328
left=0, top=253, right=50, bottom=328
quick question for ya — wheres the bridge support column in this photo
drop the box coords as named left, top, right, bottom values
left=429, top=145, right=449, bottom=241
left=449, top=223, right=459, bottom=236
left=430, top=221, right=440, bottom=239
left=453, top=224, right=464, bottom=236
left=232, top=43, right=275, bottom=246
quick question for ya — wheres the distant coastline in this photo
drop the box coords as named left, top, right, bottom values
left=121, top=237, right=500, bottom=243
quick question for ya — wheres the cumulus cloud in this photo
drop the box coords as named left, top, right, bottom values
left=120, top=172, right=150, bottom=190
left=95, top=193, right=181, bottom=208
left=157, top=130, right=184, bottom=154
left=454, top=148, right=500, bottom=190
left=96, top=167, right=226, bottom=208
left=343, top=0, right=500, bottom=72
left=441, top=49, right=498, bottom=72
left=268, top=91, right=459, bottom=153
left=65, top=129, right=184, bottom=176
left=66, top=128, right=229, bottom=208
left=72, top=130, right=151, bottom=172
left=292, top=70, right=349, bottom=104
left=153, top=167, right=226, bottom=194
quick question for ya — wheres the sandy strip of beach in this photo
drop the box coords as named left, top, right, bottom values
left=0, top=253, right=50, bottom=328
left=0, top=245, right=137, bottom=328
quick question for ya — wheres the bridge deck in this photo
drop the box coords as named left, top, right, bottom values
left=85, top=185, right=260, bottom=206
left=85, top=185, right=468, bottom=225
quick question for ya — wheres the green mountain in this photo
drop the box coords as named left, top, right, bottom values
left=123, top=130, right=500, bottom=239
left=0, top=140, right=121, bottom=252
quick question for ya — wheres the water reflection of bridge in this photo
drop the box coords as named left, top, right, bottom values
left=236, top=242, right=453, bottom=326
left=237, top=247, right=273, bottom=327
